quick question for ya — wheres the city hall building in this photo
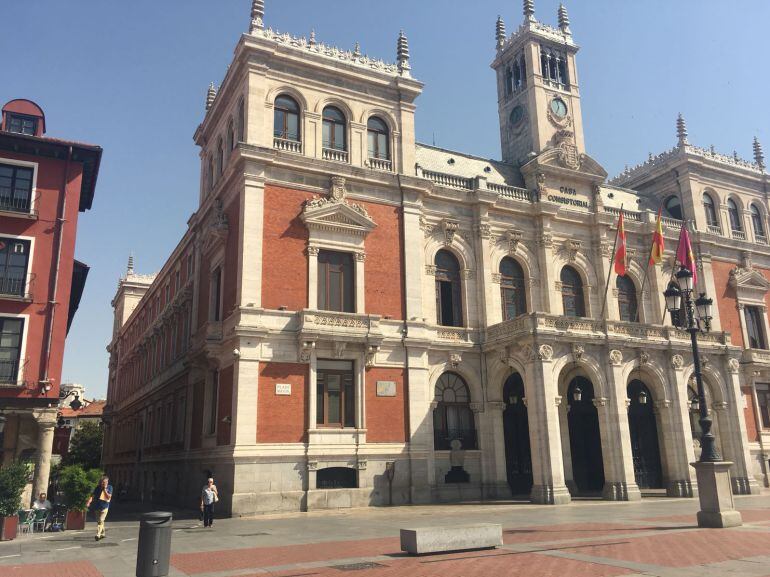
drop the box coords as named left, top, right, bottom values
left=103, top=1, right=770, bottom=514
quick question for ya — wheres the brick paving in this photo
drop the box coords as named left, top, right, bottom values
left=0, top=560, right=102, bottom=577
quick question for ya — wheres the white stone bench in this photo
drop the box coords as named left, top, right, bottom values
left=400, top=523, right=503, bottom=555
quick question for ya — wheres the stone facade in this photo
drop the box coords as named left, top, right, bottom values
left=103, top=1, right=769, bottom=515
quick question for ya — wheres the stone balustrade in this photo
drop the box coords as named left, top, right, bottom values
left=273, top=137, right=302, bottom=153
left=322, top=148, right=349, bottom=163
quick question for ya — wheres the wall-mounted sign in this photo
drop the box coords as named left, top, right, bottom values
left=275, top=383, right=292, bottom=396
left=376, top=381, right=396, bottom=397
left=546, top=185, right=590, bottom=209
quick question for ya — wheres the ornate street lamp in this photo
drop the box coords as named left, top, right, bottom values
left=664, top=266, right=719, bottom=462
left=572, top=386, right=582, bottom=402
left=638, top=390, right=648, bottom=405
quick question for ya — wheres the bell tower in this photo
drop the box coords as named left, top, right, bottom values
left=492, top=1, right=585, bottom=168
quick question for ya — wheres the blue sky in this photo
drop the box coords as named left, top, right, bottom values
left=2, top=1, right=767, bottom=398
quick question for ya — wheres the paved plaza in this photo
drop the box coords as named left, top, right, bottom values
left=2, top=494, right=770, bottom=576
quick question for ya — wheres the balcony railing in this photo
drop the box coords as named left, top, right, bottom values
left=756, top=234, right=768, bottom=245
left=368, top=157, right=392, bottom=171
left=322, top=148, right=349, bottom=163
left=0, top=275, right=31, bottom=299
left=273, top=137, right=302, bottom=154
left=707, top=224, right=722, bottom=235
left=731, top=229, right=746, bottom=241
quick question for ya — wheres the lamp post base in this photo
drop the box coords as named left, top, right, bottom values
left=691, top=461, right=742, bottom=528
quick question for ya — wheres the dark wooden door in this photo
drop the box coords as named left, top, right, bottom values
left=503, top=373, right=532, bottom=495
left=567, top=377, right=605, bottom=493
left=627, top=380, right=663, bottom=489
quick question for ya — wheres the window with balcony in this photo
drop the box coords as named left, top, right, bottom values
left=273, top=95, right=301, bottom=147
left=0, top=163, right=33, bottom=214
left=756, top=384, right=770, bottom=429
left=322, top=106, right=347, bottom=161
left=316, top=359, right=355, bottom=428
left=0, top=317, right=24, bottom=383
left=745, top=305, right=767, bottom=349
left=616, top=275, right=638, bottom=322
left=727, top=198, right=743, bottom=233
left=366, top=117, right=390, bottom=168
left=6, top=114, right=37, bottom=135
left=703, top=193, right=719, bottom=229
left=751, top=203, right=765, bottom=241
left=317, top=250, right=354, bottom=313
left=209, top=266, right=222, bottom=321
left=561, top=266, right=585, bottom=318
left=433, top=372, right=477, bottom=450
left=500, top=257, right=526, bottom=320
left=435, top=250, right=463, bottom=327
left=0, top=238, right=29, bottom=297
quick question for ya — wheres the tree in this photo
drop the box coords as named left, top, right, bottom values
left=64, top=421, right=103, bottom=470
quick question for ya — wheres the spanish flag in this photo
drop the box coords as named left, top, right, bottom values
left=614, top=212, right=627, bottom=276
left=675, top=222, right=698, bottom=286
left=649, top=207, right=665, bottom=265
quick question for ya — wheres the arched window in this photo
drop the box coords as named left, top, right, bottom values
left=616, top=275, right=638, bottom=322
left=703, top=193, right=719, bottom=228
left=226, top=118, right=235, bottom=151
left=435, top=250, right=463, bottom=327
left=664, top=195, right=683, bottom=220
left=433, top=372, right=477, bottom=450
left=237, top=97, right=245, bottom=142
left=216, top=138, right=224, bottom=176
left=366, top=116, right=389, bottom=160
left=727, top=198, right=742, bottom=232
left=751, top=204, right=765, bottom=239
left=273, top=95, right=300, bottom=142
left=560, top=266, right=585, bottom=318
left=207, top=157, right=214, bottom=193
left=322, top=106, right=347, bottom=151
left=500, top=257, right=526, bottom=320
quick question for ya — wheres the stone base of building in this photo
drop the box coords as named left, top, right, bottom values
left=731, top=476, right=761, bottom=495
left=602, top=481, right=642, bottom=501
left=666, top=479, right=697, bottom=498
left=530, top=483, right=571, bottom=505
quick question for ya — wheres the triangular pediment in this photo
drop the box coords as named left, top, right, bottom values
left=729, top=267, right=770, bottom=292
left=524, top=147, right=608, bottom=180
left=301, top=199, right=376, bottom=237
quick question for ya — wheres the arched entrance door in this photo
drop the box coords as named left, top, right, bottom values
left=503, top=373, right=532, bottom=495
left=567, top=376, right=604, bottom=493
left=627, top=380, right=663, bottom=489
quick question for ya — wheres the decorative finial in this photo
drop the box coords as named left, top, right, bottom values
left=127, top=253, right=134, bottom=275
left=397, top=30, right=411, bottom=75
left=710, top=144, right=716, bottom=155
left=206, top=82, right=217, bottom=111
left=754, top=137, right=765, bottom=170
left=676, top=113, right=688, bottom=146
left=309, top=29, right=316, bottom=46
left=558, top=4, right=571, bottom=34
left=495, top=16, right=506, bottom=47
left=734, top=150, right=740, bottom=161
left=250, top=0, right=265, bottom=33
left=353, top=42, right=361, bottom=58
left=523, top=0, right=536, bottom=22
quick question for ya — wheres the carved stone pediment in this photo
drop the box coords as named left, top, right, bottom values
left=523, top=148, right=609, bottom=180
left=729, top=266, right=770, bottom=294
left=301, top=177, right=376, bottom=237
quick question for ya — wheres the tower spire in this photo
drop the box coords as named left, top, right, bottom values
left=250, top=0, right=265, bottom=33
left=496, top=15, right=506, bottom=48
left=397, top=30, right=411, bottom=75
left=558, top=3, right=571, bottom=34
left=676, top=113, right=688, bottom=146
left=127, top=253, right=134, bottom=276
left=206, top=82, right=217, bottom=111
left=755, top=137, right=766, bottom=170
left=523, top=0, right=536, bottom=22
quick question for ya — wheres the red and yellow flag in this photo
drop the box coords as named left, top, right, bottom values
left=614, top=211, right=627, bottom=276
left=675, top=222, right=698, bottom=285
left=649, top=207, right=665, bottom=265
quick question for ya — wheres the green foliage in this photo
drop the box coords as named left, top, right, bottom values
left=0, top=461, right=29, bottom=517
left=64, top=421, right=103, bottom=470
left=58, top=465, right=102, bottom=511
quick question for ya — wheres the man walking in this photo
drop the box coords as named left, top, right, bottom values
left=86, top=476, right=113, bottom=541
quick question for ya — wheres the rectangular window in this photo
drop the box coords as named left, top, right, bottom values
left=209, top=266, right=222, bottom=321
left=0, top=238, right=29, bottom=296
left=317, top=250, right=354, bottom=312
left=176, top=394, right=186, bottom=442
left=7, top=114, right=37, bottom=135
left=208, top=371, right=219, bottom=435
left=745, top=306, right=767, bottom=349
left=757, top=384, right=770, bottom=429
left=0, top=163, right=33, bottom=213
left=0, top=317, right=23, bottom=383
left=316, top=360, right=355, bottom=427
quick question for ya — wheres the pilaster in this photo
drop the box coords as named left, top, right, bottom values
left=665, top=354, right=697, bottom=497
left=721, top=361, right=761, bottom=494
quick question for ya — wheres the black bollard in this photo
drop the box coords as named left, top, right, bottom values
left=136, top=512, right=172, bottom=577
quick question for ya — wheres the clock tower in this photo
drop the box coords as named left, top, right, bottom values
left=492, top=2, right=586, bottom=169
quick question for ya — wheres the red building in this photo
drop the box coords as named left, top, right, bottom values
left=0, top=99, right=101, bottom=503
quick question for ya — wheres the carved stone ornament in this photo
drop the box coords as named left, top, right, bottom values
left=299, top=341, right=315, bottom=363
left=555, top=130, right=581, bottom=170
left=333, top=341, right=347, bottom=359
left=538, top=232, right=553, bottom=248
left=425, top=264, right=437, bottom=276
left=609, top=349, right=623, bottom=366
left=671, top=354, right=684, bottom=369
left=639, top=351, right=650, bottom=366
left=564, top=239, right=582, bottom=262
left=366, top=345, right=380, bottom=368
left=330, top=175, right=346, bottom=201
left=728, top=357, right=740, bottom=374
left=469, top=402, right=483, bottom=414
left=301, top=176, right=375, bottom=237
left=307, top=245, right=320, bottom=256
left=449, top=353, right=462, bottom=368
left=593, top=397, right=608, bottom=408
left=475, top=223, right=491, bottom=239
left=442, top=219, right=460, bottom=246
left=308, top=460, right=318, bottom=471
left=504, top=230, right=523, bottom=254
left=202, top=198, right=230, bottom=256
left=536, top=172, right=547, bottom=196
left=572, top=343, right=584, bottom=362
left=356, top=459, right=368, bottom=470
left=538, top=344, right=554, bottom=361
left=491, top=272, right=502, bottom=284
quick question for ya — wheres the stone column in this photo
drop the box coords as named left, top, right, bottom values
left=525, top=344, right=570, bottom=504
left=406, top=348, right=432, bottom=504
left=32, top=410, right=58, bottom=505
left=666, top=354, right=697, bottom=497
left=485, top=400, right=511, bottom=499
left=599, top=350, right=641, bottom=501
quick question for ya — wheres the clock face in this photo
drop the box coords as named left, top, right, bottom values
left=550, top=98, right=568, bottom=118
left=509, top=105, right=524, bottom=127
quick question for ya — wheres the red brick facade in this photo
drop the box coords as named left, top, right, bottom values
left=365, top=368, right=407, bottom=443
left=257, top=362, right=308, bottom=443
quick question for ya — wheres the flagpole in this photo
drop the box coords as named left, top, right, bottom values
left=635, top=204, right=663, bottom=323
left=600, top=205, right=623, bottom=321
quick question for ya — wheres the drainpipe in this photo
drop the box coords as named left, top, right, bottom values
left=41, top=146, right=71, bottom=389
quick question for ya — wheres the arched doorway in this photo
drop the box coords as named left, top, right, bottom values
left=627, top=380, right=663, bottom=489
left=567, top=376, right=604, bottom=493
left=502, top=373, right=532, bottom=495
